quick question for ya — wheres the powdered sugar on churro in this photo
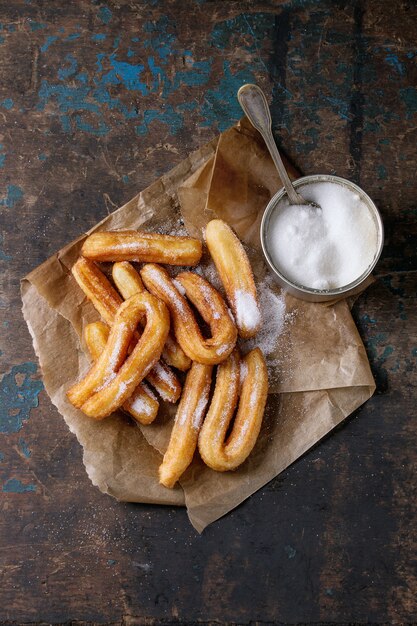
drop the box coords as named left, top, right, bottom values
left=142, top=381, right=157, bottom=401
left=143, top=267, right=187, bottom=315
left=172, top=279, right=186, bottom=295
left=192, top=389, right=210, bottom=430
left=129, top=393, right=154, bottom=416
left=234, top=289, right=261, bottom=333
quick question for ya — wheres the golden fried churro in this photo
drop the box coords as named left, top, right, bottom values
left=84, top=321, right=159, bottom=425
left=159, top=362, right=213, bottom=488
left=72, top=256, right=121, bottom=325
left=112, top=261, right=191, bottom=372
left=205, top=219, right=261, bottom=339
left=71, top=257, right=181, bottom=402
left=82, top=230, right=202, bottom=266
left=68, top=292, right=170, bottom=419
left=198, top=348, right=268, bottom=471
left=140, top=264, right=237, bottom=365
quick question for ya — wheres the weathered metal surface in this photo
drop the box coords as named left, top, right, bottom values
left=0, top=0, right=416, bottom=623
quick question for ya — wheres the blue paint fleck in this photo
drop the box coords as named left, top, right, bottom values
left=107, top=559, right=117, bottom=565
left=362, top=314, right=376, bottom=324
left=2, top=478, right=36, bottom=493
left=284, top=545, right=296, bottom=559
left=136, top=105, right=183, bottom=135
left=412, top=348, right=417, bottom=357
left=113, top=35, right=121, bottom=49
left=200, top=61, right=257, bottom=131
left=1, top=98, right=13, bottom=110
left=65, top=32, right=81, bottom=41
left=122, top=174, right=129, bottom=183
left=76, top=72, right=88, bottom=84
left=58, top=54, right=78, bottom=80
left=40, top=36, right=58, bottom=52
left=0, top=452, right=4, bottom=461
left=0, top=233, right=11, bottom=261
left=0, top=184, right=23, bottom=208
left=400, top=87, right=417, bottom=118
left=0, top=362, right=43, bottom=433
left=325, top=588, right=334, bottom=596
left=72, top=114, right=109, bottom=136
left=92, top=33, right=106, bottom=42
left=380, top=346, right=394, bottom=360
left=127, top=48, right=134, bottom=58
left=97, top=55, right=147, bottom=93
left=385, top=53, right=405, bottom=76
left=377, top=164, right=387, bottom=180
left=38, top=153, right=47, bottom=161
left=19, top=439, right=31, bottom=458
left=98, top=6, right=112, bottom=24
left=169, top=57, right=212, bottom=91
left=143, top=16, right=176, bottom=60
left=0, top=144, right=5, bottom=168
left=29, top=20, right=46, bottom=31
left=0, top=36, right=4, bottom=44
left=322, top=95, right=350, bottom=121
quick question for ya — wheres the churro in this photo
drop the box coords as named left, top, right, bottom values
left=198, top=348, right=268, bottom=471
left=72, top=256, right=121, bottom=325
left=82, top=230, right=202, bottom=266
left=159, top=362, right=213, bottom=488
left=84, top=321, right=159, bottom=425
left=205, top=219, right=261, bottom=339
left=141, top=264, right=237, bottom=365
left=67, top=292, right=170, bottom=419
left=71, top=257, right=181, bottom=402
left=112, top=261, right=191, bottom=372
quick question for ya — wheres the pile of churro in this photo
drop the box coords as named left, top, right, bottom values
left=67, top=219, right=268, bottom=489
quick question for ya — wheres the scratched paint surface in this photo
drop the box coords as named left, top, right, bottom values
left=0, top=0, right=416, bottom=623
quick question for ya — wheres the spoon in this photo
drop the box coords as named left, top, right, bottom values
left=237, top=83, right=320, bottom=209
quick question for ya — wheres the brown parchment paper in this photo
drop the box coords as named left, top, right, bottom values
left=21, top=119, right=375, bottom=532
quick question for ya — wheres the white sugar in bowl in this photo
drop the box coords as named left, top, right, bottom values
left=260, top=175, right=384, bottom=302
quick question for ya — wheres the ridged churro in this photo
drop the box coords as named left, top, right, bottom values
left=159, top=362, right=213, bottom=488
left=205, top=219, right=261, bottom=339
left=84, top=321, right=159, bottom=425
left=67, top=292, right=170, bottom=419
left=141, top=264, right=237, bottom=365
left=82, top=230, right=202, bottom=266
left=198, top=348, right=268, bottom=471
left=112, top=261, right=191, bottom=372
left=72, top=256, right=121, bottom=325
left=71, top=257, right=181, bottom=402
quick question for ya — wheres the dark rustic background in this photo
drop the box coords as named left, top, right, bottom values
left=0, top=0, right=416, bottom=623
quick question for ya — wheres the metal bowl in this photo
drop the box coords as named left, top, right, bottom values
left=260, top=174, right=384, bottom=302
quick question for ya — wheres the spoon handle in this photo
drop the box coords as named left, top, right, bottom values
left=237, top=84, right=305, bottom=205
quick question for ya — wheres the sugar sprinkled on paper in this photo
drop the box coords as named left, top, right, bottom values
left=242, top=275, right=297, bottom=372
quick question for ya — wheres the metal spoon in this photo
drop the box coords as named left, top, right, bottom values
left=237, top=83, right=319, bottom=208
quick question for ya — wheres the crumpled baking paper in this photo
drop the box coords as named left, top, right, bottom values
left=21, top=118, right=375, bottom=532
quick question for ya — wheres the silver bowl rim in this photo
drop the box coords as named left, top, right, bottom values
left=260, top=174, right=385, bottom=298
